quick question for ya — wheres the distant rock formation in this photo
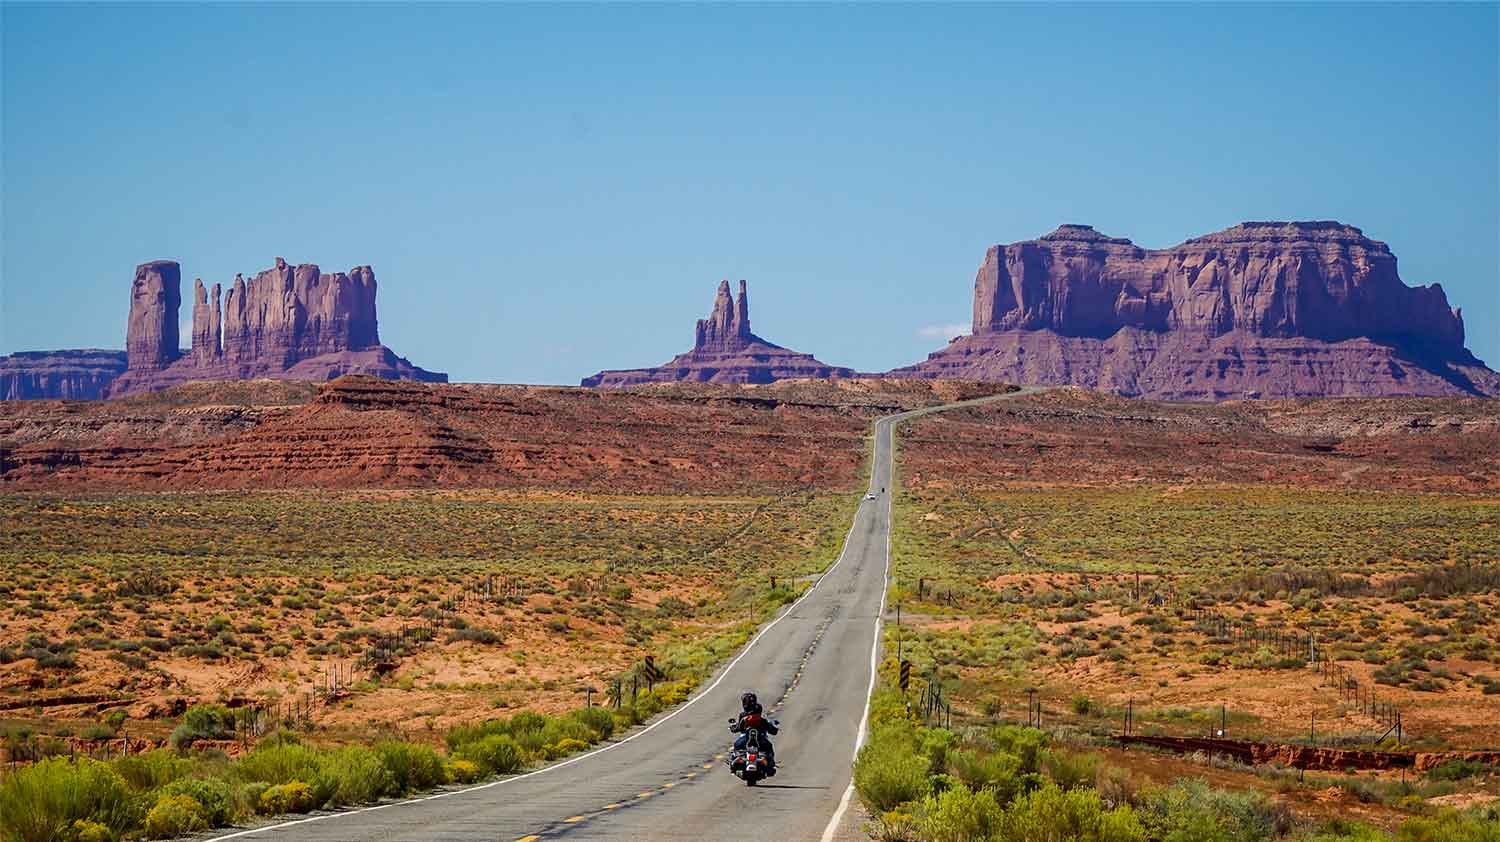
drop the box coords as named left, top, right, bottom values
left=583, top=280, right=855, bottom=387
left=3, top=258, right=445, bottom=400
left=124, top=261, right=182, bottom=373
left=108, top=257, right=443, bottom=396
left=892, top=222, right=1500, bottom=400
left=0, top=350, right=128, bottom=400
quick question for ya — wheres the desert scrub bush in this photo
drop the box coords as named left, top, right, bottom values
left=444, top=759, right=482, bottom=784
left=113, top=748, right=188, bottom=790
left=999, top=781, right=1145, bottom=842
left=170, top=703, right=236, bottom=749
left=945, top=747, right=1025, bottom=802
left=568, top=706, right=616, bottom=741
left=919, top=785, right=1005, bottom=842
left=1423, top=758, right=1489, bottom=782
left=1138, top=778, right=1292, bottom=841
left=376, top=741, right=447, bottom=793
left=258, top=780, right=315, bottom=814
left=234, top=741, right=325, bottom=789
left=0, top=758, right=136, bottom=842
left=1395, top=808, right=1500, bottom=842
left=854, top=723, right=932, bottom=812
left=316, top=746, right=393, bottom=807
left=454, top=734, right=525, bottom=775
left=158, top=777, right=235, bottom=826
left=143, top=793, right=207, bottom=839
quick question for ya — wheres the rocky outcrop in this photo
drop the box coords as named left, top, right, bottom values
left=583, top=280, right=856, bottom=387
left=108, top=258, right=443, bottom=397
left=125, top=261, right=182, bottom=372
left=895, top=222, right=1499, bottom=400
left=191, top=279, right=223, bottom=367
left=0, top=350, right=129, bottom=400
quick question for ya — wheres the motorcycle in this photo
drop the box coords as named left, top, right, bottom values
left=726, top=717, right=777, bottom=786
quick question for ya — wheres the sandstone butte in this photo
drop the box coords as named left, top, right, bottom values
left=1, top=258, right=445, bottom=399
left=890, top=221, right=1500, bottom=401
left=581, top=279, right=856, bottom=387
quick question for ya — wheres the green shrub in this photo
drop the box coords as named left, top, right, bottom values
left=1000, top=781, right=1146, bottom=842
left=317, top=746, right=393, bottom=806
left=1304, top=819, right=1393, bottom=841
left=568, top=706, right=615, bottom=742
left=69, top=819, right=112, bottom=842
left=142, top=794, right=206, bottom=839
left=946, top=747, right=1023, bottom=799
left=1044, top=749, right=1100, bottom=791
left=258, top=780, right=315, bottom=815
left=1139, top=779, right=1291, bottom=841
left=1424, top=758, right=1490, bottom=782
left=0, top=757, right=136, bottom=842
left=376, top=742, right=446, bottom=793
left=235, top=741, right=324, bottom=788
left=160, top=777, right=234, bottom=826
left=853, top=724, right=931, bottom=812
left=1396, top=809, right=1500, bottom=842
left=921, top=785, right=1005, bottom=842
left=454, top=734, right=525, bottom=775
left=444, top=759, right=482, bottom=784
left=544, top=737, right=590, bottom=759
left=169, top=704, right=235, bottom=749
left=987, top=725, right=1047, bottom=776
left=114, top=749, right=187, bottom=790
left=1071, top=696, right=1093, bottom=715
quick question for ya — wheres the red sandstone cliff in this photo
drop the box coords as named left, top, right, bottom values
left=583, top=280, right=855, bottom=387
left=893, top=222, right=1499, bottom=400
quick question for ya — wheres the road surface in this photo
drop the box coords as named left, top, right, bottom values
left=206, top=389, right=1032, bottom=842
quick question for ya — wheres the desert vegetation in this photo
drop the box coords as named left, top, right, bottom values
left=870, top=391, right=1500, bottom=834
left=0, top=486, right=855, bottom=839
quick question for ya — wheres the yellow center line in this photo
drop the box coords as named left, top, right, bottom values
left=637, top=791, right=653, bottom=798
left=701, top=762, right=714, bottom=769
left=516, top=836, right=542, bottom=842
left=603, top=803, right=621, bottom=810
left=663, top=782, right=676, bottom=788
left=564, top=815, right=586, bottom=823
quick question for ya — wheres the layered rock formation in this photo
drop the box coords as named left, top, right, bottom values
left=583, top=280, right=855, bottom=387
left=0, top=350, right=129, bottom=400
left=893, top=222, right=1500, bottom=400
left=107, top=258, right=444, bottom=396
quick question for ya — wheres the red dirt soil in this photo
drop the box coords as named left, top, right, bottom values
left=0, top=377, right=1012, bottom=493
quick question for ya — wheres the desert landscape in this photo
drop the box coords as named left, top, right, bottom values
left=4, top=4, right=1499, bottom=841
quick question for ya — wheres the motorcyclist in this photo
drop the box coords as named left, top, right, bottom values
left=729, top=691, right=778, bottom=773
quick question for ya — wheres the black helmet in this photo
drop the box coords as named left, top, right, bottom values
left=741, top=692, right=758, bottom=710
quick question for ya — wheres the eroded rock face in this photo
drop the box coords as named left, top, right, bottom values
left=899, top=222, right=1498, bottom=399
left=583, top=280, right=855, bottom=387
left=107, top=258, right=442, bottom=397
left=125, top=261, right=182, bottom=372
left=222, top=259, right=379, bottom=367
left=0, top=350, right=129, bottom=400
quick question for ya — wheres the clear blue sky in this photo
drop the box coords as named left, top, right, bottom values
left=3, top=2, right=1496, bottom=383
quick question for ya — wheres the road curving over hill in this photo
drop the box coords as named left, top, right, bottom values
left=203, top=387, right=1040, bottom=842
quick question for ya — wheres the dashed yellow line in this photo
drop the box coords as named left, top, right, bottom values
left=564, top=815, right=586, bottom=823
left=637, top=790, right=654, bottom=798
left=603, top=802, right=621, bottom=810
left=516, top=836, right=541, bottom=842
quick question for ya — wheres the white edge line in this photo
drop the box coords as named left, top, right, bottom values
left=203, top=484, right=870, bottom=841
left=817, top=394, right=1024, bottom=842
left=819, top=415, right=894, bottom=842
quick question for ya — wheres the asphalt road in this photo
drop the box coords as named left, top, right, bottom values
left=206, top=389, right=1031, bottom=842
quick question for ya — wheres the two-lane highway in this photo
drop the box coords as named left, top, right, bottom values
left=207, top=388, right=1035, bottom=842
